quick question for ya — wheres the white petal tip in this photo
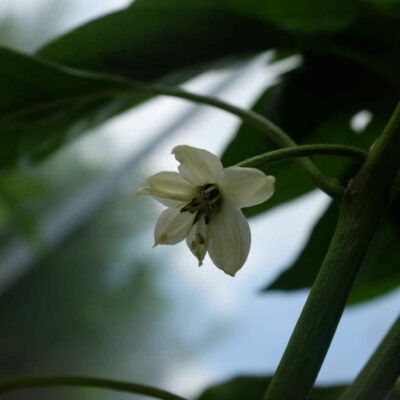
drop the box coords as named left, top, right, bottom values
left=136, top=187, right=146, bottom=196
left=171, top=145, right=181, bottom=155
left=153, top=235, right=167, bottom=247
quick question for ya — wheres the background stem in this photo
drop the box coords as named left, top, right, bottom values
left=263, top=102, right=400, bottom=400
left=0, top=376, right=188, bottom=400
left=338, top=314, right=400, bottom=400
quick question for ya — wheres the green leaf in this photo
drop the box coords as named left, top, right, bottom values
left=197, top=376, right=346, bottom=400
left=38, top=0, right=400, bottom=83
left=265, top=198, right=400, bottom=304
left=135, top=0, right=378, bottom=34
left=363, top=0, right=400, bottom=5
left=222, top=53, right=397, bottom=217
left=0, top=173, right=46, bottom=243
left=0, top=2, right=291, bottom=169
left=38, top=1, right=288, bottom=80
left=226, top=0, right=362, bottom=33
left=0, top=47, right=148, bottom=167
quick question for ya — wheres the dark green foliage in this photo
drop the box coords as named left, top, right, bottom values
left=265, top=199, right=400, bottom=304
left=0, top=47, right=147, bottom=167
left=38, top=0, right=287, bottom=79
left=198, top=376, right=346, bottom=400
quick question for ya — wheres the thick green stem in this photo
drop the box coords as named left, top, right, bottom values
left=1, top=79, right=344, bottom=201
left=263, top=102, right=400, bottom=400
left=0, top=376, right=187, bottom=400
left=237, top=144, right=367, bottom=168
left=338, top=314, right=400, bottom=400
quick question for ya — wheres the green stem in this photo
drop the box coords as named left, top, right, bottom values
left=237, top=144, right=367, bottom=168
left=338, top=314, right=400, bottom=400
left=1, top=79, right=344, bottom=201
left=263, top=102, right=400, bottom=400
left=0, top=376, right=187, bottom=400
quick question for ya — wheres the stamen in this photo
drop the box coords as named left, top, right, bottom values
left=203, top=184, right=218, bottom=194
left=210, top=194, right=221, bottom=204
left=182, top=184, right=222, bottom=225
left=193, top=211, right=202, bottom=224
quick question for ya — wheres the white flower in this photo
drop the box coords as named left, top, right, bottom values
left=137, top=145, right=275, bottom=276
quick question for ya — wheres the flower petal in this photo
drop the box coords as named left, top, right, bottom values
left=186, top=215, right=208, bottom=266
left=219, top=166, right=275, bottom=208
left=138, top=191, right=183, bottom=207
left=154, top=208, right=196, bottom=246
left=207, top=201, right=251, bottom=276
left=140, top=171, right=197, bottom=201
left=172, top=145, right=224, bottom=185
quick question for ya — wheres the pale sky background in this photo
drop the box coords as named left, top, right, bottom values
left=0, top=1, right=399, bottom=398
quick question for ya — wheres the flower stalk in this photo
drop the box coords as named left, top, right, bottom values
left=263, top=102, right=400, bottom=400
left=1, top=77, right=344, bottom=201
left=237, top=144, right=367, bottom=168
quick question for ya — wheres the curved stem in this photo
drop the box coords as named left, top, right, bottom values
left=0, top=376, right=188, bottom=400
left=263, top=102, right=400, bottom=400
left=237, top=144, right=367, bottom=168
left=1, top=79, right=344, bottom=201
left=338, top=314, right=400, bottom=400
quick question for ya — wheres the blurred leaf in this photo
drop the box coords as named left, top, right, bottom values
left=265, top=197, right=400, bottom=304
left=38, top=0, right=400, bottom=86
left=134, top=0, right=394, bottom=35
left=222, top=52, right=397, bottom=217
left=363, top=0, right=400, bottom=4
left=38, top=1, right=288, bottom=80
left=0, top=184, right=171, bottom=400
left=226, top=0, right=362, bottom=33
left=0, top=173, right=47, bottom=200
left=1, top=1, right=291, bottom=169
left=197, top=376, right=346, bottom=400
left=0, top=173, right=46, bottom=243
left=0, top=47, right=150, bottom=167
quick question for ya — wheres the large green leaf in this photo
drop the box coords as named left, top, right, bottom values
left=0, top=2, right=290, bottom=169
left=0, top=47, right=148, bottom=168
left=226, top=0, right=362, bottom=33
left=38, top=1, right=288, bottom=80
left=265, top=197, right=400, bottom=305
left=222, top=51, right=398, bottom=217
left=38, top=0, right=400, bottom=83
left=221, top=9, right=400, bottom=211
left=135, top=0, right=391, bottom=34
left=197, top=376, right=346, bottom=400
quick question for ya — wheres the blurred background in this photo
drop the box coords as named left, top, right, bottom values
left=0, top=1, right=399, bottom=399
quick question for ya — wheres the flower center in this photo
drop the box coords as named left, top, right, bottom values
left=180, top=183, right=222, bottom=224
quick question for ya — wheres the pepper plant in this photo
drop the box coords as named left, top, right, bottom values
left=0, top=1, right=399, bottom=399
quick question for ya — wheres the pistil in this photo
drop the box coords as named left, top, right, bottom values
left=180, top=183, right=222, bottom=223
